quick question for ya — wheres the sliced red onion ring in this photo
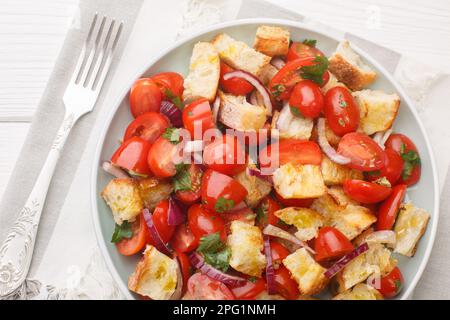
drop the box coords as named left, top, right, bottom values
left=246, top=167, right=273, bottom=185
left=270, top=57, right=286, bottom=70
left=160, top=100, right=183, bottom=127
left=249, top=91, right=258, bottom=105
left=381, top=129, right=393, bottom=145
left=212, top=95, right=220, bottom=124
left=142, top=208, right=173, bottom=256
left=167, top=197, right=186, bottom=226
left=324, top=242, right=369, bottom=278
left=373, top=129, right=393, bottom=149
left=263, top=224, right=315, bottom=255
left=263, top=237, right=277, bottom=295
left=365, top=230, right=396, bottom=246
left=317, top=118, right=351, bottom=165
left=169, top=257, right=184, bottom=300
left=223, top=70, right=272, bottom=115
left=188, top=252, right=246, bottom=286
left=184, top=140, right=204, bottom=153
left=102, top=161, right=130, bottom=178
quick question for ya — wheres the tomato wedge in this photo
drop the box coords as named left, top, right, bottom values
left=219, top=62, right=254, bottom=95
left=203, top=134, right=247, bottom=175
left=255, top=196, right=285, bottom=230
left=129, top=78, right=162, bottom=117
left=270, top=241, right=290, bottom=268
left=187, top=273, right=235, bottom=300
left=343, top=180, right=392, bottom=204
left=175, top=164, right=203, bottom=204
left=171, top=222, right=198, bottom=253
left=230, top=277, right=266, bottom=300
left=187, top=204, right=226, bottom=242
left=151, top=72, right=184, bottom=98
left=376, top=184, right=407, bottom=231
left=338, top=132, right=386, bottom=171
left=287, top=41, right=325, bottom=62
left=273, top=191, right=314, bottom=208
left=111, top=136, right=152, bottom=175
left=315, top=227, right=354, bottom=262
left=369, top=266, right=404, bottom=298
left=174, top=251, right=192, bottom=294
left=274, top=266, right=299, bottom=300
left=147, top=135, right=182, bottom=178
left=116, top=212, right=150, bottom=256
left=183, top=98, right=215, bottom=137
left=148, top=200, right=176, bottom=245
left=367, top=148, right=404, bottom=186
left=123, top=112, right=170, bottom=143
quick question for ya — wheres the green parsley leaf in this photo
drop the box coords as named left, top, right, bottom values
left=173, top=163, right=192, bottom=192
left=339, top=99, right=347, bottom=108
left=111, top=221, right=133, bottom=243
left=289, top=106, right=302, bottom=117
left=400, top=147, right=421, bottom=181
left=367, top=170, right=381, bottom=177
left=162, top=127, right=181, bottom=144
left=214, top=197, right=235, bottom=213
left=271, top=84, right=286, bottom=97
left=302, top=39, right=317, bottom=47
left=247, top=276, right=258, bottom=283
left=394, top=279, right=403, bottom=292
left=256, top=203, right=268, bottom=225
left=300, top=55, right=329, bottom=85
left=165, top=88, right=184, bottom=110
left=197, top=232, right=225, bottom=253
left=197, top=232, right=231, bottom=272
left=204, top=247, right=231, bottom=272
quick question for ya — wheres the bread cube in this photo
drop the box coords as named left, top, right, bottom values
left=274, top=207, right=324, bottom=241
left=234, top=166, right=272, bottom=208
left=321, top=155, right=363, bottom=186
left=137, top=178, right=173, bottom=211
left=253, top=25, right=290, bottom=57
left=272, top=103, right=314, bottom=140
left=333, top=283, right=383, bottom=300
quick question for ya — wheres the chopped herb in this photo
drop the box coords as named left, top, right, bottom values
left=247, top=276, right=258, bottom=283
left=339, top=98, right=347, bottom=108
left=187, top=111, right=194, bottom=116
left=197, top=232, right=231, bottom=272
left=162, top=127, right=181, bottom=144
left=165, top=88, right=184, bottom=110
left=394, top=279, right=403, bottom=292
left=197, top=232, right=225, bottom=253
left=400, top=144, right=421, bottom=181
left=256, top=203, right=268, bottom=225
left=302, top=39, right=317, bottom=47
left=111, top=221, right=133, bottom=243
left=338, top=118, right=346, bottom=127
left=289, top=106, right=302, bottom=117
left=173, top=163, right=192, bottom=192
left=367, top=170, right=381, bottom=177
left=299, top=55, right=329, bottom=85
left=214, top=197, right=235, bottom=213
left=271, top=84, right=286, bottom=97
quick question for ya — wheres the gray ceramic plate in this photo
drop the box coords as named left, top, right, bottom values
left=91, top=19, right=439, bottom=300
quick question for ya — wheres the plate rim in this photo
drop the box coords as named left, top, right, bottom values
left=91, top=18, right=440, bottom=300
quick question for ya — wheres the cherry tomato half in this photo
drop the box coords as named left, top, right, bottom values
left=116, top=212, right=150, bottom=256
left=219, top=62, right=254, bottom=96
left=111, top=136, right=152, bottom=175
left=201, top=169, right=248, bottom=213
left=123, top=112, right=170, bottom=143
left=187, top=204, right=226, bottom=242
left=367, top=148, right=404, bottom=186
left=274, top=266, right=299, bottom=300
left=148, top=200, right=176, bottom=245
left=183, top=98, right=215, bottom=138
left=230, top=277, right=266, bottom=300
left=315, top=227, right=354, bottom=262
left=175, top=164, right=203, bottom=205
left=270, top=241, right=290, bottom=268
left=171, top=222, right=198, bottom=253
left=369, top=266, right=404, bottom=298
left=286, top=42, right=325, bottom=62
left=343, top=180, right=392, bottom=204
left=256, top=196, right=283, bottom=229
left=129, top=78, right=162, bottom=118
left=324, top=86, right=360, bottom=136
left=376, top=184, right=407, bottom=231
left=151, top=72, right=184, bottom=98
left=187, top=273, right=235, bottom=300
left=289, top=80, right=324, bottom=118
left=147, top=135, right=182, bottom=178
left=338, top=132, right=386, bottom=172
left=174, top=251, right=192, bottom=295
left=203, top=134, right=247, bottom=175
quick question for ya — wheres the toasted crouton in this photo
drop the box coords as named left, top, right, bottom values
left=272, top=103, right=314, bottom=140
left=353, top=90, right=401, bottom=135
left=327, top=185, right=359, bottom=207
left=253, top=26, right=290, bottom=57
left=183, top=42, right=220, bottom=102
left=333, top=283, right=383, bottom=300
left=228, top=221, right=266, bottom=277
left=283, top=248, right=328, bottom=295
left=320, top=71, right=348, bottom=95
left=101, top=178, right=143, bottom=225
left=311, top=193, right=376, bottom=240
left=258, top=63, right=279, bottom=85
left=394, top=203, right=430, bottom=257
left=335, top=242, right=396, bottom=292
left=234, top=167, right=272, bottom=208
left=137, top=178, right=173, bottom=211
left=274, top=207, right=324, bottom=241
left=321, top=155, right=363, bottom=186
left=273, top=163, right=326, bottom=199
left=218, top=91, right=266, bottom=131
left=328, top=41, right=377, bottom=90
left=128, top=245, right=178, bottom=300
left=212, top=33, right=271, bottom=76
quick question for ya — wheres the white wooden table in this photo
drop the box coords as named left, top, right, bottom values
left=1, top=0, right=450, bottom=200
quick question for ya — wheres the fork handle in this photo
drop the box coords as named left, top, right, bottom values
left=0, top=112, right=77, bottom=297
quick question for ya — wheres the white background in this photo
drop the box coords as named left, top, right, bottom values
left=1, top=0, right=450, bottom=200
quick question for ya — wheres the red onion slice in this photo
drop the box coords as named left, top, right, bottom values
left=317, top=118, right=351, bottom=165
left=143, top=208, right=173, bottom=256
left=324, top=242, right=369, bottom=278
left=263, top=224, right=315, bottom=255
left=188, top=252, right=246, bottom=286
left=160, top=100, right=183, bottom=127
left=212, top=95, right=220, bottom=124
left=270, top=57, right=286, bottom=70
left=167, top=197, right=185, bottom=226
left=263, top=237, right=277, bottom=295
left=365, top=230, right=396, bottom=246
left=169, top=257, right=184, bottom=300
left=246, top=167, right=273, bottom=185
left=102, top=161, right=130, bottom=178
left=249, top=91, right=258, bottom=105
left=229, top=201, right=248, bottom=212
left=223, top=70, right=272, bottom=115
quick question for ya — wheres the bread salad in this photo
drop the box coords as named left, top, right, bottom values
left=101, top=25, right=430, bottom=300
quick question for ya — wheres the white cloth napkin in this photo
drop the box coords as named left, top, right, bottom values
left=3, top=0, right=450, bottom=299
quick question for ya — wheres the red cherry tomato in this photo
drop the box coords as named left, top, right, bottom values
left=367, top=148, right=404, bottom=186
left=287, top=42, right=325, bottom=62
left=201, top=169, right=248, bottom=213
left=111, top=136, right=152, bottom=175
left=129, top=78, right=162, bottom=118
left=256, top=196, right=284, bottom=229
left=175, top=164, right=203, bottom=204
left=187, top=204, right=226, bottom=242
left=219, top=62, right=254, bottom=95
left=123, top=112, right=170, bottom=143
left=182, top=98, right=215, bottom=138
left=315, top=227, right=354, bottom=262
left=270, top=241, right=290, bottom=268
left=116, top=212, right=150, bottom=256
left=274, top=266, right=299, bottom=300
left=147, top=136, right=181, bottom=178
left=338, top=132, right=386, bottom=172
left=174, top=252, right=192, bottom=294
left=376, top=184, right=407, bottom=231
left=343, top=180, right=392, bottom=204
left=151, top=72, right=184, bottom=98
left=171, top=222, right=198, bottom=253
left=369, top=266, right=404, bottom=298
left=269, top=57, right=328, bottom=101
left=385, top=133, right=421, bottom=186
left=220, top=207, right=255, bottom=225
left=187, top=273, right=235, bottom=300
left=273, top=191, right=315, bottom=208
left=289, top=80, right=324, bottom=118
left=230, top=277, right=266, bottom=300
left=324, top=87, right=360, bottom=136
left=203, top=134, right=247, bottom=176
left=259, top=139, right=322, bottom=172
left=148, top=200, right=176, bottom=245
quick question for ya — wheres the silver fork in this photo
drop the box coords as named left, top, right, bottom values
left=0, top=14, right=123, bottom=297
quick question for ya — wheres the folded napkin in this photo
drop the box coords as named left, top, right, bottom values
left=1, top=0, right=449, bottom=300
